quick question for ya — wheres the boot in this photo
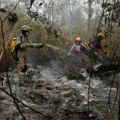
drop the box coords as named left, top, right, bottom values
left=18, top=72, right=25, bottom=86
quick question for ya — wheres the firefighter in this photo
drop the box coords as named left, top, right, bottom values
left=68, top=37, right=87, bottom=69
left=88, top=32, right=105, bottom=55
left=15, top=25, right=44, bottom=85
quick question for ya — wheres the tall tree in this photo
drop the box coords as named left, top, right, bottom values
left=87, top=0, right=92, bottom=38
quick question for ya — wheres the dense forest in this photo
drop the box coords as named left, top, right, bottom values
left=0, top=0, right=120, bottom=120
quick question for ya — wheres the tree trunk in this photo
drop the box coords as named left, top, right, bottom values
left=87, top=0, right=92, bottom=39
left=118, top=73, right=120, bottom=120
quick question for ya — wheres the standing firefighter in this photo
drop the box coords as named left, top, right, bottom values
left=68, top=37, right=88, bottom=69
left=14, top=25, right=44, bottom=84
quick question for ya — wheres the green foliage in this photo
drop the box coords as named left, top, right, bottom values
left=28, top=21, right=64, bottom=61
left=15, top=10, right=65, bottom=59
left=0, top=9, right=66, bottom=71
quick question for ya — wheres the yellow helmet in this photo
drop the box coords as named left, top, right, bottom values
left=21, top=25, right=32, bottom=32
left=75, top=37, right=81, bottom=41
left=97, top=32, right=105, bottom=38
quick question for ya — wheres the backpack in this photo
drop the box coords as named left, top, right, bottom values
left=11, top=37, right=19, bottom=61
left=11, top=38, right=16, bottom=54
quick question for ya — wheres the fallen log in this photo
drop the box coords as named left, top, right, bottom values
left=87, top=62, right=120, bottom=77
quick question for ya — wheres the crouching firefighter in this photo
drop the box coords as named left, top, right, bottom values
left=88, top=32, right=105, bottom=55
left=12, top=25, right=44, bottom=85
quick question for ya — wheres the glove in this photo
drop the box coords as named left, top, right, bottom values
left=67, top=53, right=71, bottom=56
left=21, top=43, right=31, bottom=48
left=40, top=43, right=44, bottom=47
left=27, top=43, right=44, bottom=48
left=37, top=43, right=44, bottom=48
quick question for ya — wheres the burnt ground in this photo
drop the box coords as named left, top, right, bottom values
left=0, top=63, right=118, bottom=120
